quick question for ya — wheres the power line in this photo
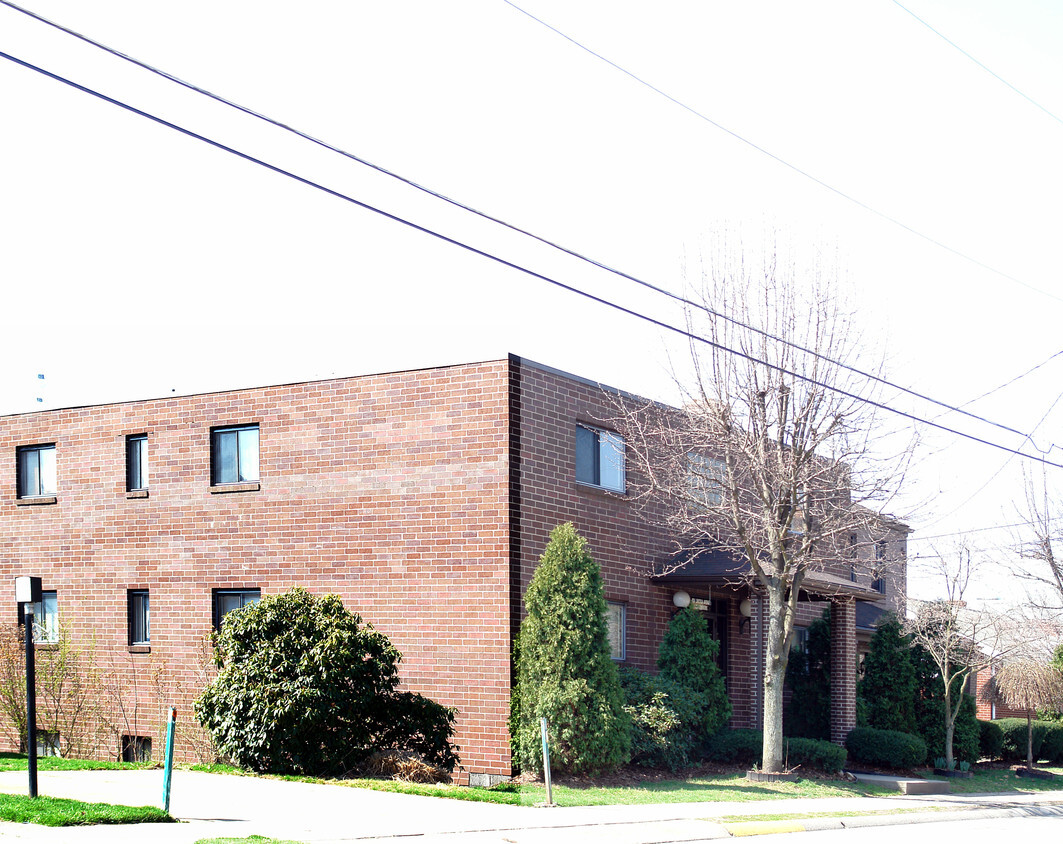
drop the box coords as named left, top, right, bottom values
left=502, top=0, right=1063, bottom=307
left=893, top=0, right=1063, bottom=130
left=0, top=0, right=1043, bottom=448
left=3, top=48, right=1063, bottom=473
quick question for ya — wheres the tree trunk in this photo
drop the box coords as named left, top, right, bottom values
left=761, top=588, right=789, bottom=773
left=1027, top=712, right=1034, bottom=770
left=944, top=715, right=955, bottom=770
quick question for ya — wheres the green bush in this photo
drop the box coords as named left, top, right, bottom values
left=994, top=718, right=1046, bottom=762
left=784, top=737, right=847, bottom=773
left=515, top=524, right=630, bottom=775
left=194, top=587, right=458, bottom=776
left=1039, top=721, right=1063, bottom=763
left=978, top=719, right=1004, bottom=761
left=620, top=668, right=694, bottom=770
left=858, top=613, right=917, bottom=734
left=844, top=726, right=927, bottom=769
left=785, top=610, right=831, bottom=740
left=657, top=607, right=731, bottom=740
left=705, top=729, right=763, bottom=767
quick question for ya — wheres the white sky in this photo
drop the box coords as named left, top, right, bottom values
left=2, top=0, right=1062, bottom=605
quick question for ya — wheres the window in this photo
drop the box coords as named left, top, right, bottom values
left=17, top=444, right=56, bottom=498
left=213, top=588, right=260, bottom=628
left=791, top=626, right=809, bottom=653
left=37, top=731, right=60, bottom=758
left=126, top=434, right=148, bottom=491
left=211, top=425, right=259, bottom=485
left=31, top=591, right=58, bottom=644
left=121, top=735, right=151, bottom=763
left=605, top=601, right=626, bottom=661
left=872, top=540, right=886, bottom=593
left=687, top=452, right=725, bottom=507
left=849, top=533, right=858, bottom=582
left=575, top=424, right=625, bottom=492
left=128, top=590, right=150, bottom=646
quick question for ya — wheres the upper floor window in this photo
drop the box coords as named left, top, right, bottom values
left=849, top=533, right=858, bottom=582
left=128, top=590, right=150, bottom=646
left=17, top=444, right=56, bottom=498
left=575, top=424, right=625, bottom=492
left=126, top=434, right=148, bottom=491
left=687, top=452, right=725, bottom=507
left=872, top=540, right=886, bottom=593
left=605, top=601, right=626, bottom=661
left=32, top=591, right=58, bottom=644
left=213, top=588, right=261, bottom=629
left=211, top=425, right=259, bottom=485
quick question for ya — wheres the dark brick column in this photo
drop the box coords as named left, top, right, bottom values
left=829, top=597, right=857, bottom=746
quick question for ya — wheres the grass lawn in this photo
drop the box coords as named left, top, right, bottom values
left=194, top=838, right=304, bottom=844
left=0, top=792, right=173, bottom=826
left=926, top=764, right=1063, bottom=794
left=0, top=752, right=153, bottom=773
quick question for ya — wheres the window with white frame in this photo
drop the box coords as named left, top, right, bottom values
left=17, top=444, right=56, bottom=498
left=126, top=434, right=148, bottom=491
left=687, top=452, right=726, bottom=507
left=128, top=590, right=150, bottom=646
left=872, top=540, right=886, bottom=593
left=211, top=425, right=259, bottom=485
left=32, top=591, right=58, bottom=644
left=575, top=424, right=625, bottom=492
left=606, top=601, right=626, bottom=661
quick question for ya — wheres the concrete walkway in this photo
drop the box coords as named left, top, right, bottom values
left=0, top=770, right=1060, bottom=842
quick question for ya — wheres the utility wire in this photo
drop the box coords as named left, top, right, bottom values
left=0, top=0, right=1043, bottom=447
left=893, top=0, right=1063, bottom=129
left=503, top=0, right=1063, bottom=307
left=4, top=48, right=1063, bottom=472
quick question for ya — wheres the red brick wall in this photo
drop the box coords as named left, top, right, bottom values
left=509, top=359, right=675, bottom=673
left=0, top=361, right=513, bottom=777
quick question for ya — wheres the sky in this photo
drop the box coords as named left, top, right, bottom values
left=2, top=1, right=1062, bottom=605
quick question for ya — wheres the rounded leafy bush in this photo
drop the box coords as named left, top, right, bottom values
left=995, top=718, right=1047, bottom=763
left=705, top=728, right=763, bottom=767
left=845, top=726, right=927, bottom=769
left=619, top=666, right=703, bottom=770
left=784, top=737, right=847, bottom=773
left=978, top=719, right=1004, bottom=761
left=194, top=587, right=458, bottom=776
left=516, top=523, right=630, bottom=775
left=1039, top=721, right=1063, bottom=763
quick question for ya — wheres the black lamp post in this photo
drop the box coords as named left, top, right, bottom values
left=15, top=576, right=41, bottom=799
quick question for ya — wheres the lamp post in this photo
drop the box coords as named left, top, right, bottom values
left=14, top=576, right=41, bottom=799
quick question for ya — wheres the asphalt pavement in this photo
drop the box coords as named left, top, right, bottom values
left=0, top=769, right=1060, bottom=842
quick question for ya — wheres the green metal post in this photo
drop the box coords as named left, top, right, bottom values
left=161, top=707, right=177, bottom=813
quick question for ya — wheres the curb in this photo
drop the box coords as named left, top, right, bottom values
left=721, top=803, right=1063, bottom=837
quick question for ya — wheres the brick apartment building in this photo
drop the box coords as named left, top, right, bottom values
left=0, top=355, right=906, bottom=782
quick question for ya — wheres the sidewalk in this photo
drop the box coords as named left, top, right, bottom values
left=0, top=770, right=1060, bottom=842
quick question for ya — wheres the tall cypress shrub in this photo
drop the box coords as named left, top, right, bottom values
left=784, top=608, right=832, bottom=740
left=858, top=613, right=918, bottom=734
left=658, top=607, right=731, bottom=739
left=516, top=523, right=631, bottom=775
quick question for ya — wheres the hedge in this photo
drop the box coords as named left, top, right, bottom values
left=1040, top=722, right=1063, bottom=763
left=995, top=718, right=1046, bottom=763
left=977, top=719, right=1004, bottom=761
left=784, top=737, right=847, bottom=773
left=845, top=726, right=927, bottom=769
left=705, top=729, right=762, bottom=767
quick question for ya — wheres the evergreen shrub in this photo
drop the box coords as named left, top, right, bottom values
left=784, top=737, right=847, bottom=773
left=515, top=523, right=630, bottom=775
left=844, top=726, right=927, bottom=769
left=977, top=719, right=1004, bottom=761
left=994, top=718, right=1046, bottom=762
left=194, top=587, right=458, bottom=776
left=705, top=729, right=762, bottom=767
left=657, top=607, right=732, bottom=741
left=620, top=667, right=698, bottom=770
left=1039, top=721, right=1063, bottom=763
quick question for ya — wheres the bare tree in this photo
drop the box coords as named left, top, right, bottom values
left=905, top=544, right=1040, bottom=769
left=1014, top=469, right=1063, bottom=610
left=618, top=232, right=912, bottom=773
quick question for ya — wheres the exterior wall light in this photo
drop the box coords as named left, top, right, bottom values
left=739, top=597, right=752, bottom=634
left=672, top=590, right=691, bottom=609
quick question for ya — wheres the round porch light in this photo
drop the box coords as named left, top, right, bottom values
left=739, top=598, right=752, bottom=617
left=672, top=590, right=691, bottom=609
